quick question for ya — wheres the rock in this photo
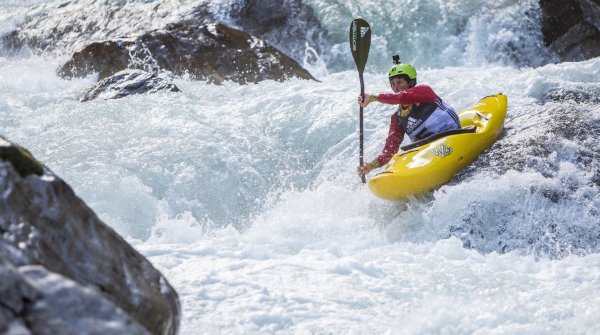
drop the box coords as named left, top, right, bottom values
left=0, top=137, right=180, bottom=334
left=539, top=0, right=584, bottom=46
left=549, top=22, right=600, bottom=62
left=540, top=0, right=600, bottom=61
left=542, top=84, right=600, bottom=104
left=449, top=95, right=600, bottom=258
left=57, top=40, right=132, bottom=80
left=0, top=255, right=41, bottom=334
left=0, top=137, right=43, bottom=178
left=58, top=22, right=315, bottom=84
left=81, top=69, right=180, bottom=102
left=0, top=261, right=149, bottom=334
left=222, top=0, right=328, bottom=68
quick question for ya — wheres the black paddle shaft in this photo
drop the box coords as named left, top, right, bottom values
left=349, top=18, right=371, bottom=184
left=358, top=76, right=366, bottom=184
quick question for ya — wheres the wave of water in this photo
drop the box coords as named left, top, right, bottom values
left=2, top=53, right=599, bottom=332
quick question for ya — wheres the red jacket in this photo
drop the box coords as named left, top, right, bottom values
left=374, top=85, right=438, bottom=166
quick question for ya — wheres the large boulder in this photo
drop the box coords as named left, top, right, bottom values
left=0, top=137, right=180, bottom=334
left=58, top=22, right=315, bottom=84
left=540, top=0, right=600, bottom=62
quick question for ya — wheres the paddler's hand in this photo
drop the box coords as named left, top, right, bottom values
left=357, top=93, right=372, bottom=108
left=357, top=164, right=373, bottom=176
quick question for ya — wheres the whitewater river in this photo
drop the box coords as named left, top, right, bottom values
left=2, top=0, right=600, bottom=333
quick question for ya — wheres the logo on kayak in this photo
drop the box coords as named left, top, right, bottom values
left=432, top=143, right=453, bottom=158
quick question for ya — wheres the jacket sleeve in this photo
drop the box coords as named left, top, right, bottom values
left=377, top=85, right=437, bottom=105
left=375, top=114, right=404, bottom=166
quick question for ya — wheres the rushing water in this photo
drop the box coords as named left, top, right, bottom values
left=1, top=0, right=600, bottom=333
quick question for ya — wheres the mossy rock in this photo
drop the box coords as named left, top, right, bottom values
left=0, top=138, right=44, bottom=177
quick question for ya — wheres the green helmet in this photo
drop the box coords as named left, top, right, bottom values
left=388, top=63, right=417, bottom=80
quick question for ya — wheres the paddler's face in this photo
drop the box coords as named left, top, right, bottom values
left=390, top=77, right=411, bottom=93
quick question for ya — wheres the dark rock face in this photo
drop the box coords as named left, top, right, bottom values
left=225, top=0, right=328, bottom=68
left=81, top=69, right=180, bottom=102
left=58, top=22, right=315, bottom=84
left=540, top=0, right=584, bottom=46
left=540, top=0, right=600, bottom=61
left=549, top=22, right=600, bottom=62
left=0, top=137, right=180, bottom=334
left=1, top=261, right=150, bottom=334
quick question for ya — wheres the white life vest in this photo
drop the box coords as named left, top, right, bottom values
left=398, top=96, right=460, bottom=141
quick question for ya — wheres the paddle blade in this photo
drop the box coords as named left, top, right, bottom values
left=349, top=18, right=371, bottom=74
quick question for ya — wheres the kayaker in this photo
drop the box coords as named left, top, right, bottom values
left=356, top=56, right=460, bottom=176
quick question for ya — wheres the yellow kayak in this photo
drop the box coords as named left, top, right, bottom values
left=368, top=93, right=508, bottom=200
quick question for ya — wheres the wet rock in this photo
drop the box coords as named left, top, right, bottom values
left=57, top=40, right=131, bottom=81
left=58, top=22, right=315, bottom=84
left=0, top=137, right=180, bottom=334
left=0, top=137, right=44, bottom=178
left=0, top=255, right=42, bottom=334
left=224, top=0, right=328, bottom=68
left=540, top=0, right=584, bottom=46
left=445, top=102, right=599, bottom=260
left=0, top=261, right=149, bottom=335
left=540, top=0, right=600, bottom=62
left=454, top=97, right=600, bottom=210
left=542, top=85, right=600, bottom=104
left=81, top=69, right=180, bottom=102
left=549, top=22, right=600, bottom=62
left=445, top=198, right=600, bottom=258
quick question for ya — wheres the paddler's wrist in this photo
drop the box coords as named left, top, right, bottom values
left=369, top=160, right=380, bottom=169
left=368, top=94, right=378, bottom=103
